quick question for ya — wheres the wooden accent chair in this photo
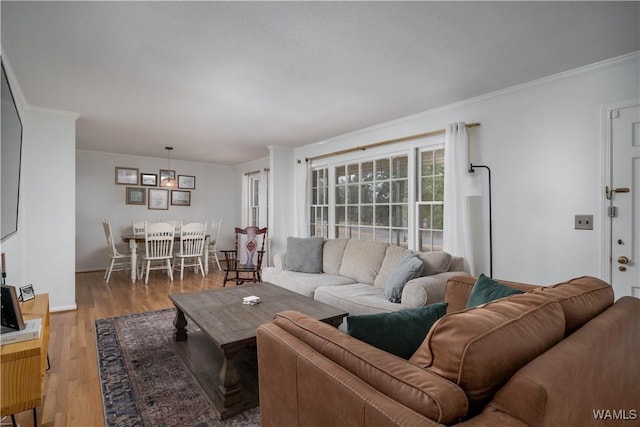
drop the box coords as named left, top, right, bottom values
left=221, top=226, right=268, bottom=286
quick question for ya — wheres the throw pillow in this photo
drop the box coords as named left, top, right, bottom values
left=284, top=236, right=324, bottom=273
left=347, top=302, right=448, bottom=359
left=466, top=274, right=524, bottom=308
left=384, top=252, right=424, bottom=303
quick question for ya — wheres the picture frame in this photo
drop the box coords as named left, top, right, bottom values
left=159, top=169, right=176, bottom=187
left=115, top=167, right=139, bottom=185
left=19, top=284, right=35, bottom=302
left=140, top=173, right=158, bottom=186
left=178, top=175, right=196, bottom=189
left=171, top=190, right=191, bottom=206
left=126, top=187, right=146, bottom=205
left=148, top=188, right=169, bottom=210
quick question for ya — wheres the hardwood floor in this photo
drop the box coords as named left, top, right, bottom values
left=7, top=267, right=227, bottom=427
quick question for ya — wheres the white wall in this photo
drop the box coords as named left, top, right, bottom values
left=0, top=54, right=78, bottom=312
left=283, top=54, right=640, bottom=285
left=76, top=150, right=240, bottom=271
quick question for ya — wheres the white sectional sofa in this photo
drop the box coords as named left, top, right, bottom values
left=262, top=238, right=467, bottom=316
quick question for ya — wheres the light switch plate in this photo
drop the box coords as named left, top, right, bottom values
left=575, top=215, right=593, bottom=230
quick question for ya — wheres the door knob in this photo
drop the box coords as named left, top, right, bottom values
left=617, top=256, right=629, bottom=264
left=619, top=266, right=627, bottom=272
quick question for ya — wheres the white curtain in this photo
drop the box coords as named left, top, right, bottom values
left=443, top=122, right=475, bottom=275
left=294, top=160, right=310, bottom=237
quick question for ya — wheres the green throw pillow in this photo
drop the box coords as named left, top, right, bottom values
left=466, top=274, right=524, bottom=308
left=347, top=302, right=448, bottom=359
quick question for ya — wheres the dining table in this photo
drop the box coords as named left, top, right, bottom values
left=120, top=234, right=210, bottom=282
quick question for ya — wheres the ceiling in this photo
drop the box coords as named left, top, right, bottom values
left=2, top=1, right=638, bottom=166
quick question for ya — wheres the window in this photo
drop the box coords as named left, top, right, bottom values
left=248, top=175, right=260, bottom=226
left=308, top=138, right=444, bottom=251
left=310, top=167, right=329, bottom=237
left=334, top=155, right=409, bottom=246
left=417, top=148, right=444, bottom=251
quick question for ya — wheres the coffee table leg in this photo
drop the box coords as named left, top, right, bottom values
left=218, top=347, right=242, bottom=408
left=173, top=308, right=188, bottom=341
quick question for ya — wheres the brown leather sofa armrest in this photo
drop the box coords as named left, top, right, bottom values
left=271, top=310, right=469, bottom=424
left=258, top=322, right=445, bottom=427
left=456, top=408, right=529, bottom=427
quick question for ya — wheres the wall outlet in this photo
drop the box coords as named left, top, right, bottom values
left=575, top=214, right=593, bottom=230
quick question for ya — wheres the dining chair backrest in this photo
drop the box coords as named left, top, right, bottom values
left=132, top=220, right=145, bottom=235
left=102, top=219, right=119, bottom=256
left=144, top=222, right=176, bottom=259
left=210, top=219, right=222, bottom=246
left=178, top=222, right=207, bottom=256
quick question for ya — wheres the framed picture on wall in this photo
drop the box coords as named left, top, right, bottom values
left=171, top=190, right=191, bottom=206
left=148, top=189, right=169, bottom=210
left=140, top=173, right=157, bottom=186
left=115, top=167, right=139, bottom=185
left=178, top=175, right=196, bottom=189
left=126, top=187, right=146, bottom=205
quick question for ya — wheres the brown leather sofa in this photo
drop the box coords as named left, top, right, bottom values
left=256, top=276, right=640, bottom=426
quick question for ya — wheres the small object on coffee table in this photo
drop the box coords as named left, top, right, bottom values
left=242, top=296, right=261, bottom=305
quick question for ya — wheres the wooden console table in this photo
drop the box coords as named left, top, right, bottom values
left=1, top=294, right=50, bottom=425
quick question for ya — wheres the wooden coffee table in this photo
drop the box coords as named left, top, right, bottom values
left=169, top=282, right=348, bottom=419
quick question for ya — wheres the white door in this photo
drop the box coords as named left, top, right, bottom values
left=608, top=102, right=640, bottom=299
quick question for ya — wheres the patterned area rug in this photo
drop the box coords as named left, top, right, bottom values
left=96, top=309, right=260, bottom=427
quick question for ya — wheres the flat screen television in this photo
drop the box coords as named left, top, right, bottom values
left=1, top=60, right=23, bottom=241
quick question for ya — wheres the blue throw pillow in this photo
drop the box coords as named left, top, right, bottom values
left=284, top=236, right=324, bottom=273
left=347, top=303, right=447, bottom=359
left=384, top=252, right=424, bottom=303
left=466, top=274, right=524, bottom=308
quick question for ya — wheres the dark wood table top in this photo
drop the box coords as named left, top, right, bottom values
left=169, top=282, right=348, bottom=350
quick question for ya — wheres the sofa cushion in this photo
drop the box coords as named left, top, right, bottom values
left=418, top=251, right=452, bottom=276
left=315, top=283, right=403, bottom=315
left=373, top=245, right=409, bottom=288
left=285, top=236, right=324, bottom=273
left=410, top=292, right=565, bottom=410
left=322, top=239, right=349, bottom=275
left=384, top=252, right=424, bottom=303
left=466, top=274, right=524, bottom=308
left=532, top=276, right=614, bottom=335
left=347, top=303, right=447, bottom=359
left=338, top=240, right=389, bottom=285
left=262, top=267, right=356, bottom=298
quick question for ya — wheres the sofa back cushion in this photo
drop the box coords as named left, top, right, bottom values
left=532, top=276, right=614, bottom=336
left=410, top=292, right=565, bottom=411
left=372, top=245, right=409, bottom=288
left=339, top=240, right=389, bottom=285
left=418, top=251, right=452, bottom=276
left=322, top=239, right=349, bottom=274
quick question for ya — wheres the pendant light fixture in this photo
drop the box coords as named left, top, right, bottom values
left=160, top=146, right=177, bottom=188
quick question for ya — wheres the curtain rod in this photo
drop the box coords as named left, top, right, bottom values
left=302, top=122, right=480, bottom=163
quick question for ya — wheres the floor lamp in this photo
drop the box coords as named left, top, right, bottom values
left=468, top=163, right=493, bottom=277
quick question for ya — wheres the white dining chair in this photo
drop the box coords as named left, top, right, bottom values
left=140, top=221, right=176, bottom=284
left=173, top=221, right=207, bottom=280
left=132, top=220, right=145, bottom=235
left=102, top=219, right=131, bottom=283
left=209, top=219, right=222, bottom=271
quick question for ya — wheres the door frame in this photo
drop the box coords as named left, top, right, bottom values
left=600, top=98, right=640, bottom=282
